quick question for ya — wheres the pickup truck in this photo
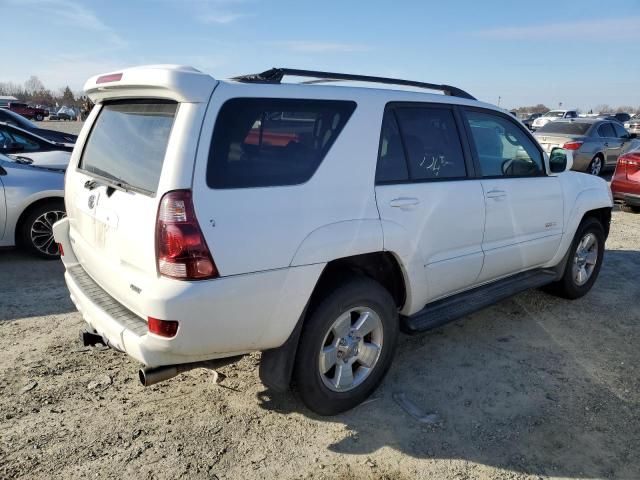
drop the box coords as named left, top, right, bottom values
left=6, top=102, right=48, bottom=121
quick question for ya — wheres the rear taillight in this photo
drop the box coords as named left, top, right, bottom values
left=619, top=153, right=640, bottom=166
left=563, top=141, right=583, bottom=151
left=57, top=243, right=64, bottom=256
left=148, top=317, right=179, bottom=338
left=155, top=190, right=218, bottom=280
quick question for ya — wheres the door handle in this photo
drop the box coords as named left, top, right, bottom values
left=603, top=142, right=609, bottom=147
left=389, top=197, right=420, bottom=209
left=486, top=189, right=507, bottom=198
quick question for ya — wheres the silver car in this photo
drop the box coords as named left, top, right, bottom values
left=0, top=153, right=65, bottom=258
left=624, top=116, right=640, bottom=136
left=533, top=118, right=639, bottom=175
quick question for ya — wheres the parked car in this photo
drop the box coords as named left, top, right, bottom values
left=55, top=106, right=77, bottom=121
left=6, top=102, right=48, bottom=121
left=623, top=116, right=640, bottom=136
left=0, top=153, right=66, bottom=257
left=522, top=112, right=543, bottom=130
left=53, top=65, right=612, bottom=415
left=0, top=108, right=77, bottom=144
left=533, top=118, right=638, bottom=176
left=0, top=122, right=73, bottom=159
left=532, top=110, right=578, bottom=130
left=611, top=147, right=640, bottom=213
left=601, top=112, right=631, bottom=123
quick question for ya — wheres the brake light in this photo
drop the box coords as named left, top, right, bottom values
left=96, top=73, right=122, bottom=84
left=563, top=141, right=583, bottom=151
left=619, top=153, right=640, bottom=166
left=148, top=317, right=179, bottom=338
left=57, top=243, right=64, bottom=256
left=155, top=190, right=218, bottom=280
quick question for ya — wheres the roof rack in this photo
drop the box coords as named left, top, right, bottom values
left=231, top=68, right=476, bottom=100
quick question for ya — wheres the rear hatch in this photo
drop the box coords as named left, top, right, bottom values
left=64, top=96, right=205, bottom=317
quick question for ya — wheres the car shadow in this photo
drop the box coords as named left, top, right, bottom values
left=257, top=249, right=640, bottom=479
left=0, top=248, right=74, bottom=321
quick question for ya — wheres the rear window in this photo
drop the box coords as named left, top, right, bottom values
left=79, top=100, right=177, bottom=194
left=537, top=122, right=592, bottom=135
left=207, top=98, right=356, bottom=188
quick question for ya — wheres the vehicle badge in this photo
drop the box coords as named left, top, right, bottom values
left=88, top=194, right=96, bottom=209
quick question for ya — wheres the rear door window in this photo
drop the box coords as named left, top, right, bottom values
left=207, top=98, right=356, bottom=188
left=597, top=123, right=616, bottom=138
left=393, top=106, right=467, bottom=180
left=79, top=100, right=178, bottom=195
left=376, top=109, right=409, bottom=183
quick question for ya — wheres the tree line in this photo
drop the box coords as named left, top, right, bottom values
left=0, top=76, right=82, bottom=108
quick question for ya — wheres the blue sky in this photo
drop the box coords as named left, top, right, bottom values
left=1, top=0, right=639, bottom=110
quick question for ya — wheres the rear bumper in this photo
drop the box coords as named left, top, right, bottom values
left=617, top=192, right=640, bottom=207
left=53, top=217, right=324, bottom=367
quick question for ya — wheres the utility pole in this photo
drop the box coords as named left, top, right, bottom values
left=498, top=96, right=501, bottom=107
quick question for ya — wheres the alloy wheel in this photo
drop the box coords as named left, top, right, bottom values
left=318, top=307, right=384, bottom=392
left=572, top=232, right=598, bottom=286
left=30, top=210, right=66, bottom=256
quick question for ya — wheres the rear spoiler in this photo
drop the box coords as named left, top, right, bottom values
left=84, top=65, right=218, bottom=103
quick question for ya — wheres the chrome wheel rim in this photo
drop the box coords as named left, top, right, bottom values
left=590, top=157, right=602, bottom=175
left=318, top=307, right=384, bottom=392
left=30, top=210, right=66, bottom=256
left=572, top=233, right=598, bottom=286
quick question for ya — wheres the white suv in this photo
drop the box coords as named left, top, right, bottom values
left=54, top=65, right=612, bottom=415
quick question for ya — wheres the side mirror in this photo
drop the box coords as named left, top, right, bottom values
left=549, top=147, right=573, bottom=174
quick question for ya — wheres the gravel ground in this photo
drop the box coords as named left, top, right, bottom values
left=0, top=123, right=638, bottom=479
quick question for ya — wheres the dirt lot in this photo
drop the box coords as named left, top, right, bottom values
left=1, top=126, right=639, bottom=479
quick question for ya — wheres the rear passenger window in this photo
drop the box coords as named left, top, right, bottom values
left=207, top=98, right=356, bottom=188
left=465, top=110, right=543, bottom=177
left=597, top=123, right=616, bottom=138
left=376, top=110, right=409, bottom=183
left=394, top=107, right=467, bottom=180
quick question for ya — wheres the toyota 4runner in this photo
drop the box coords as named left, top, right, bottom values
left=54, top=65, right=612, bottom=415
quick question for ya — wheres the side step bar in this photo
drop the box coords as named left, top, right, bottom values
left=401, top=269, right=557, bottom=334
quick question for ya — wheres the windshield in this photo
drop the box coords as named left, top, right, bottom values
left=537, top=122, right=592, bottom=135
left=544, top=110, right=565, bottom=118
left=79, top=100, right=177, bottom=195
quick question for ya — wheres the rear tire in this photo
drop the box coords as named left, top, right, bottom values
left=35, top=114, right=44, bottom=121
left=588, top=155, right=603, bottom=176
left=19, top=200, right=66, bottom=259
left=293, top=276, right=398, bottom=415
left=544, top=217, right=605, bottom=299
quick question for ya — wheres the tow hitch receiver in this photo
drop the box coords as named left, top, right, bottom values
left=79, top=329, right=106, bottom=347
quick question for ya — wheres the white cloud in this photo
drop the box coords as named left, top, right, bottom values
left=200, top=12, right=246, bottom=24
left=274, top=41, right=371, bottom=53
left=476, top=17, right=640, bottom=41
left=4, top=0, right=126, bottom=47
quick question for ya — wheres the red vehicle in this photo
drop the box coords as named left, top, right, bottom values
left=611, top=148, right=640, bottom=213
left=6, top=102, right=47, bottom=121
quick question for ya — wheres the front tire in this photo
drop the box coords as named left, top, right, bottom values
left=19, top=201, right=66, bottom=259
left=545, top=217, right=605, bottom=299
left=35, top=114, right=44, bottom=121
left=293, top=276, right=398, bottom=415
left=620, top=204, right=640, bottom=214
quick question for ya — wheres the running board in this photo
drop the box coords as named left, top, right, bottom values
left=401, top=269, right=557, bottom=334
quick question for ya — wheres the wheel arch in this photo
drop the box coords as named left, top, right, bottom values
left=259, top=250, right=408, bottom=392
left=14, top=196, right=65, bottom=245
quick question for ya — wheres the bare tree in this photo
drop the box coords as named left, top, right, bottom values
left=594, top=104, right=612, bottom=114
left=24, top=75, right=45, bottom=94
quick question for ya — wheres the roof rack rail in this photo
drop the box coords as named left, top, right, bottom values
left=231, top=68, right=476, bottom=100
